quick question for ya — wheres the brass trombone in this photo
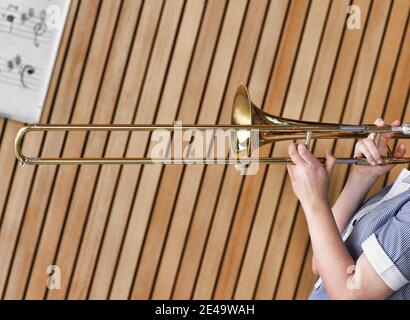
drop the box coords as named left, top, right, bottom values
left=14, top=84, right=410, bottom=166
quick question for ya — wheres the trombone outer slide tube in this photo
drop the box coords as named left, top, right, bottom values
left=14, top=157, right=408, bottom=166
left=14, top=124, right=410, bottom=165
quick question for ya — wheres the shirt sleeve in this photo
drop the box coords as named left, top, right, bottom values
left=361, top=201, right=410, bottom=291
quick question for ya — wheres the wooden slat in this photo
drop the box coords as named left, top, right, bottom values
left=90, top=0, right=205, bottom=300
left=161, top=0, right=290, bottom=301
left=276, top=0, right=410, bottom=300
left=53, top=0, right=184, bottom=299
left=3, top=0, right=122, bottom=300
left=25, top=0, right=144, bottom=300
left=294, top=245, right=316, bottom=300
left=120, top=0, right=249, bottom=300
left=0, top=0, right=79, bottom=224
left=267, top=0, right=350, bottom=299
left=329, top=0, right=393, bottom=202
left=173, top=0, right=272, bottom=300
left=170, top=0, right=271, bottom=300
left=213, top=0, right=330, bottom=300
left=6, top=0, right=123, bottom=300
left=235, top=0, right=343, bottom=299
left=253, top=0, right=338, bottom=299
left=50, top=0, right=164, bottom=300
left=126, top=0, right=227, bottom=300
left=147, top=0, right=229, bottom=301
left=0, top=0, right=99, bottom=298
left=0, top=0, right=408, bottom=300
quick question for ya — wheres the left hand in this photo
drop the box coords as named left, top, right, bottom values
left=287, top=143, right=336, bottom=211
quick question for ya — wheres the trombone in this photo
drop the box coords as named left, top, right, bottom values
left=14, top=84, right=410, bottom=166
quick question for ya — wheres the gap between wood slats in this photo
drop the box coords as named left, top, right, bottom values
left=132, top=0, right=253, bottom=300
left=62, top=0, right=172, bottom=299
left=93, top=0, right=207, bottom=300
left=148, top=0, right=230, bottom=300
left=231, top=0, right=294, bottom=300
left=188, top=0, right=270, bottom=299
left=283, top=0, right=354, bottom=299
left=25, top=0, right=143, bottom=300
left=150, top=2, right=250, bottom=300
left=294, top=0, right=408, bottom=298
left=290, top=0, right=380, bottom=299
left=102, top=0, right=167, bottom=299
left=17, top=0, right=117, bottom=300
left=0, top=0, right=84, bottom=299
left=211, top=0, right=295, bottom=300
left=281, top=0, right=408, bottom=299
left=250, top=0, right=313, bottom=299
left=272, top=0, right=334, bottom=299
left=163, top=2, right=249, bottom=295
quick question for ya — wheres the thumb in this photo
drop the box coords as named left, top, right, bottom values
left=325, top=149, right=336, bottom=174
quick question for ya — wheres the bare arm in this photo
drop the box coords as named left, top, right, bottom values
left=331, top=171, right=377, bottom=232
left=287, top=143, right=394, bottom=299
left=311, top=171, right=376, bottom=275
left=306, top=199, right=392, bottom=300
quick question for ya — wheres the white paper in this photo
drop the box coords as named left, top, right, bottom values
left=0, top=0, right=71, bottom=123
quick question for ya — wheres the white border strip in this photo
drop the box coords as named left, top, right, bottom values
left=362, top=234, right=408, bottom=291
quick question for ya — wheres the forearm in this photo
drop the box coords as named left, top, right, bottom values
left=312, top=170, right=377, bottom=275
left=305, top=200, right=358, bottom=299
left=331, top=169, right=378, bottom=232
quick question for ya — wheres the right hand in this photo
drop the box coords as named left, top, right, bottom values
left=352, top=118, right=406, bottom=178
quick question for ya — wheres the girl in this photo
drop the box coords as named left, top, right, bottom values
left=287, top=119, right=410, bottom=299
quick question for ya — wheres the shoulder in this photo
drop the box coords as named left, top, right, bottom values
left=397, top=197, right=410, bottom=223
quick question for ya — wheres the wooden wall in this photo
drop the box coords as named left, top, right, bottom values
left=0, top=0, right=409, bottom=300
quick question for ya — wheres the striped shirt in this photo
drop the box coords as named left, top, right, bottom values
left=309, top=168, right=410, bottom=300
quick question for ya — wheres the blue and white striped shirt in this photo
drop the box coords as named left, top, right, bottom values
left=309, top=168, right=410, bottom=300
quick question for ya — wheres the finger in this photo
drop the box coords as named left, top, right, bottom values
left=325, top=149, right=336, bottom=174
left=383, top=140, right=404, bottom=171
left=394, top=143, right=406, bottom=158
left=367, top=118, right=383, bottom=140
left=374, top=118, right=385, bottom=127
left=297, top=144, right=319, bottom=165
left=382, top=120, right=402, bottom=141
left=368, top=121, right=382, bottom=141
left=369, top=118, right=385, bottom=142
left=357, top=143, right=377, bottom=165
left=362, top=139, right=383, bottom=163
left=288, top=143, right=306, bottom=165
left=391, top=120, right=401, bottom=127
left=367, top=133, right=376, bottom=140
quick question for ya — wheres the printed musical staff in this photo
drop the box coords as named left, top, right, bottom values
left=0, top=0, right=71, bottom=124
left=0, top=5, right=52, bottom=47
left=0, top=55, right=40, bottom=91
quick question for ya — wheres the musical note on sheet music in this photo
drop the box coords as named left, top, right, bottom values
left=0, top=0, right=71, bottom=124
left=0, top=4, right=50, bottom=47
left=0, top=54, right=38, bottom=90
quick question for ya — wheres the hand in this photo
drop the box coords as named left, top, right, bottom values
left=352, top=118, right=406, bottom=178
left=287, top=143, right=336, bottom=212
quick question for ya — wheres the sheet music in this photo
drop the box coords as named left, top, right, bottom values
left=0, top=0, right=71, bottom=123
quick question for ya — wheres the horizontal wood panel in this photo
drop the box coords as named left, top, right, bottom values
left=0, top=0, right=408, bottom=300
